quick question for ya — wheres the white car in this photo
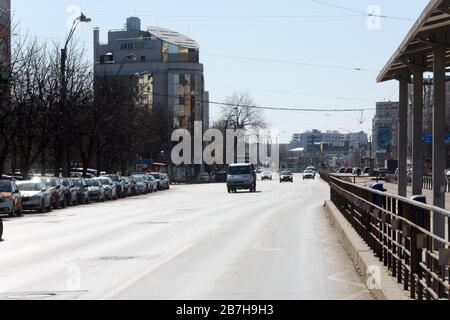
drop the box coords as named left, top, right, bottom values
left=17, top=181, right=52, bottom=213
left=261, top=171, right=273, bottom=180
left=303, top=170, right=315, bottom=180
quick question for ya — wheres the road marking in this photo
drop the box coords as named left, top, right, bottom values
left=100, top=243, right=194, bottom=300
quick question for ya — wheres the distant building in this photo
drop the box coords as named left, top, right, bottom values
left=94, top=17, right=207, bottom=157
left=372, top=101, right=399, bottom=167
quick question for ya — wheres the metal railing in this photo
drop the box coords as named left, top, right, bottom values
left=386, top=174, right=450, bottom=192
left=329, top=175, right=450, bottom=300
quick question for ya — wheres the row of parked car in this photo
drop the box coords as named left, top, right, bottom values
left=0, top=172, right=171, bottom=217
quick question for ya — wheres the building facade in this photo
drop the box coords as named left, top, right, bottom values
left=94, top=17, right=208, bottom=157
left=372, top=101, right=399, bottom=167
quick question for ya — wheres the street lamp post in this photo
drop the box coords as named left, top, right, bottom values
left=59, top=12, right=91, bottom=177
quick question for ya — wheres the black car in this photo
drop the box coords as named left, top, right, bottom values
left=60, top=178, right=78, bottom=206
left=39, top=177, right=66, bottom=209
left=214, top=171, right=227, bottom=183
left=70, top=178, right=90, bottom=204
left=280, top=171, right=294, bottom=183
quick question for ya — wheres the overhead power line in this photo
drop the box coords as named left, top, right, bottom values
left=147, top=92, right=375, bottom=113
left=309, top=0, right=415, bottom=22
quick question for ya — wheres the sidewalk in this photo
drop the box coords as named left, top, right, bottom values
left=352, top=177, right=450, bottom=208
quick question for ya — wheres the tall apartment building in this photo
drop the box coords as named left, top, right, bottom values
left=372, top=101, right=399, bottom=167
left=94, top=17, right=209, bottom=155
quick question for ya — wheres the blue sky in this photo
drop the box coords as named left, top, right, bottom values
left=12, top=0, right=430, bottom=142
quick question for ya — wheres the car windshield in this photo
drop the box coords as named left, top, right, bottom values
left=106, top=175, right=119, bottom=182
left=72, top=179, right=82, bottom=187
left=18, top=183, right=43, bottom=191
left=43, top=179, right=58, bottom=187
left=263, top=172, right=271, bottom=175
left=133, top=177, right=143, bottom=182
left=150, top=174, right=161, bottom=180
left=0, top=181, right=12, bottom=192
left=99, top=179, right=110, bottom=185
left=281, top=172, right=292, bottom=175
left=61, top=180, right=70, bottom=187
left=85, top=180, right=95, bottom=187
left=228, top=166, right=251, bottom=175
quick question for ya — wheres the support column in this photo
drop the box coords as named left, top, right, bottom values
left=412, top=58, right=424, bottom=196
left=398, top=73, right=409, bottom=197
left=432, top=32, right=446, bottom=243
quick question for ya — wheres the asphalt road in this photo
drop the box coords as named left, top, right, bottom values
left=0, top=175, right=373, bottom=300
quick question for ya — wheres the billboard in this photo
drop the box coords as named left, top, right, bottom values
left=377, top=127, right=392, bottom=153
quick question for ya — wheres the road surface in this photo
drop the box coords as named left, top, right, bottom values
left=0, top=175, right=373, bottom=300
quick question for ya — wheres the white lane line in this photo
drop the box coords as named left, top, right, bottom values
left=100, top=243, right=194, bottom=300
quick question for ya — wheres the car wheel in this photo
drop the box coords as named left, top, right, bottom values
left=47, top=201, right=52, bottom=212
left=39, top=200, right=45, bottom=213
left=0, top=217, right=3, bottom=240
left=9, top=205, right=15, bottom=217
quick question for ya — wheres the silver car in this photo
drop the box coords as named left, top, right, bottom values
left=17, top=181, right=52, bottom=213
left=95, top=177, right=117, bottom=201
left=85, top=179, right=105, bottom=202
left=132, top=176, right=147, bottom=194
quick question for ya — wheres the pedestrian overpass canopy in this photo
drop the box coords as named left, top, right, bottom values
left=377, top=0, right=450, bottom=83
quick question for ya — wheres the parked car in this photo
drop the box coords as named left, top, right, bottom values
left=85, top=179, right=105, bottom=202
left=280, top=171, right=294, bottom=183
left=96, top=177, right=117, bottom=201
left=39, top=177, right=66, bottom=209
left=101, top=174, right=125, bottom=198
left=352, top=168, right=362, bottom=176
left=363, top=167, right=371, bottom=175
left=123, top=177, right=138, bottom=196
left=338, top=167, right=346, bottom=174
left=161, top=174, right=171, bottom=189
left=146, top=175, right=158, bottom=193
left=345, top=168, right=354, bottom=174
left=197, top=172, right=211, bottom=184
left=303, top=170, right=315, bottom=180
left=70, top=178, right=90, bottom=204
left=0, top=179, right=23, bottom=216
left=261, top=171, right=273, bottom=180
left=17, top=181, right=52, bottom=213
left=60, top=178, right=78, bottom=206
left=214, top=171, right=227, bottom=183
left=149, top=173, right=168, bottom=190
left=131, top=176, right=147, bottom=194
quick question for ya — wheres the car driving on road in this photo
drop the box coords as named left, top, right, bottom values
left=303, top=170, right=315, bottom=180
left=17, top=181, right=52, bottom=213
left=227, top=163, right=257, bottom=193
left=261, top=171, right=273, bottom=180
left=280, top=171, right=294, bottom=183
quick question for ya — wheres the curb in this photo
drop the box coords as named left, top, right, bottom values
left=324, top=200, right=411, bottom=300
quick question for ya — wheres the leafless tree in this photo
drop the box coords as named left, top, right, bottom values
left=220, top=92, right=267, bottom=130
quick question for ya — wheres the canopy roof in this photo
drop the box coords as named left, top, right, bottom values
left=377, top=0, right=450, bottom=83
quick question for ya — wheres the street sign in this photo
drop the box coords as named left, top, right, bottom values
left=422, top=134, right=450, bottom=144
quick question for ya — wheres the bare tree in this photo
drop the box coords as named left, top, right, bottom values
left=220, top=92, right=267, bottom=130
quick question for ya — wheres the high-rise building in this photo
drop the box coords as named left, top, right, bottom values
left=372, top=101, right=399, bottom=167
left=94, top=17, right=207, bottom=153
left=0, top=0, right=11, bottom=96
